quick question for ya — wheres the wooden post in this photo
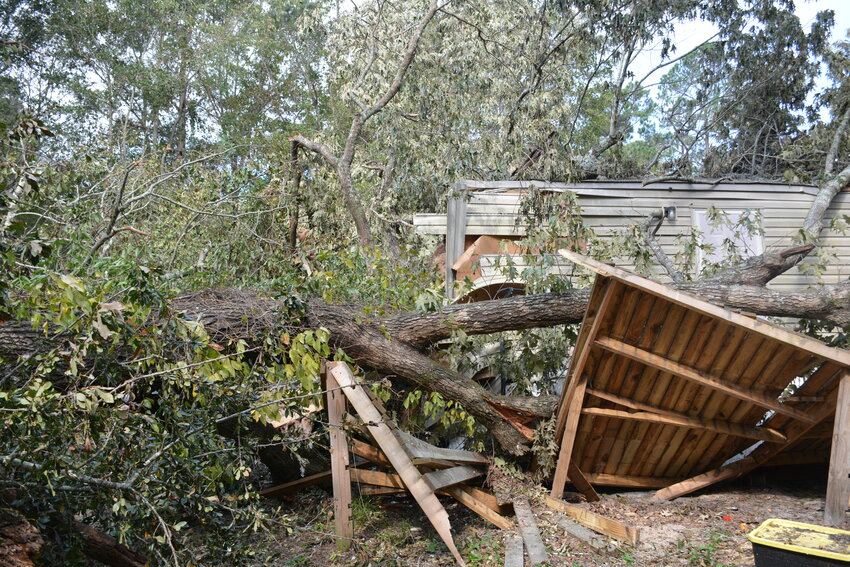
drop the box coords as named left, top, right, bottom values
left=825, top=372, right=850, bottom=526
left=326, top=368, right=353, bottom=550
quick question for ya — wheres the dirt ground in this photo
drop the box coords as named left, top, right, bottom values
left=268, top=465, right=848, bottom=566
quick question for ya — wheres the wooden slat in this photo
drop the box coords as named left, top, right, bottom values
left=350, top=468, right=406, bottom=489
left=259, top=469, right=332, bottom=498
left=551, top=279, right=617, bottom=498
left=580, top=405, right=786, bottom=443
left=655, top=383, right=841, bottom=500
left=595, top=336, right=817, bottom=424
left=442, top=485, right=515, bottom=530
left=513, top=498, right=549, bottom=565
left=327, top=371, right=353, bottom=551
left=544, top=496, right=639, bottom=546
left=329, top=363, right=466, bottom=566
left=559, top=249, right=850, bottom=367
left=503, top=534, right=523, bottom=567
left=589, top=290, right=658, bottom=477
left=350, top=438, right=392, bottom=468
left=358, top=486, right=406, bottom=496
left=825, top=372, right=850, bottom=526
left=584, top=473, right=682, bottom=489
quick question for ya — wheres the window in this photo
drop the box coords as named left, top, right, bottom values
left=693, top=209, right=763, bottom=272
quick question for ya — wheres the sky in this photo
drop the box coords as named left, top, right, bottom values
left=639, top=0, right=850, bottom=84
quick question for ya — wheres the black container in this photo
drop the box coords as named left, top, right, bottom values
left=749, top=519, right=850, bottom=567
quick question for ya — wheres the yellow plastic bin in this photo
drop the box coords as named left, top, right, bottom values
left=748, top=519, right=850, bottom=566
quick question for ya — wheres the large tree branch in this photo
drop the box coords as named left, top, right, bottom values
left=803, top=162, right=850, bottom=237
left=825, top=104, right=850, bottom=175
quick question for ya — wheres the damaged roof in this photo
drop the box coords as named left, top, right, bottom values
left=550, top=251, right=850, bottom=501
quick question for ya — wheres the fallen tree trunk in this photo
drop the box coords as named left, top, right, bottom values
left=3, top=261, right=849, bottom=455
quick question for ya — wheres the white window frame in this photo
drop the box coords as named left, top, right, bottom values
left=692, top=209, right=764, bottom=272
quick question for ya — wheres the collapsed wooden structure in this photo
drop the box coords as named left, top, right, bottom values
left=260, top=361, right=640, bottom=566
left=550, top=251, right=850, bottom=526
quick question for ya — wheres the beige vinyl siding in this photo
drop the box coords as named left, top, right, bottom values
left=412, top=180, right=849, bottom=294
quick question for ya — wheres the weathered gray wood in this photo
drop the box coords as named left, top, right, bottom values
left=512, top=498, right=548, bottom=566
left=555, top=517, right=609, bottom=550
left=397, top=431, right=490, bottom=465
left=503, top=533, right=523, bottom=567
left=424, top=465, right=483, bottom=490
left=326, top=370, right=353, bottom=551
left=825, top=372, right=850, bottom=526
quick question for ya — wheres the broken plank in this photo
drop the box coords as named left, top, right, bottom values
left=544, top=496, right=640, bottom=546
left=350, top=468, right=406, bottom=489
left=555, top=517, right=609, bottom=550
left=329, top=362, right=466, bottom=567
left=454, top=485, right=514, bottom=516
left=327, top=370, right=353, bottom=551
left=397, top=430, right=490, bottom=465
left=513, top=498, right=549, bottom=565
left=442, top=485, right=515, bottom=530
left=424, top=465, right=484, bottom=490
left=503, top=534, right=523, bottom=567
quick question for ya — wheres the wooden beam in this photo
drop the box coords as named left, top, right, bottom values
left=513, top=498, right=549, bottom=565
left=580, top=406, right=786, bottom=443
left=551, top=280, right=616, bottom=499
left=825, top=372, right=850, bottom=526
left=259, top=469, right=332, bottom=498
left=425, top=465, right=484, bottom=491
left=358, top=486, right=406, bottom=496
left=442, top=486, right=515, bottom=530
left=503, top=534, right=523, bottom=567
left=350, top=468, right=406, bottom=489
left=655, top=383, right=841, bottom=500
left=584, top=473, right=682, bottom=489
left=350, top=438, right=392, bottom=468
left=595, top=336, right=817, bottom=424
left=329, top=362, right=466, bottom=566
left=327, top=370, right=353, bottom=551
left=544, top=496, right=640, bottom=546
left=567, top=463, right=600, bottom=502
left=559, top=249, right=850, bottom=368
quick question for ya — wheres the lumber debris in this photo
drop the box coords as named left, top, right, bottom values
left=512, top=497, right=549, bottom=565
left=503, top=533, right=523, bottom=567
left=544, top=496, right=639, bottom=546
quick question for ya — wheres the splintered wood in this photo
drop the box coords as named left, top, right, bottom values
left=549, top=251, right=850, bottom=527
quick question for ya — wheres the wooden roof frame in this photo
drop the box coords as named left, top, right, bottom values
left=550, top=251, right=850, bottom=524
